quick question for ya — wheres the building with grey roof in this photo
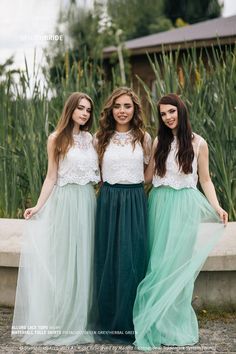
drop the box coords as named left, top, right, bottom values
left=103, top=15, right=236, bottom=103
left=104, top=15, right=236, bottom=57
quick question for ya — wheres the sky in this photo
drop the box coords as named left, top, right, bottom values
left=0, top=0, right=92, bottom=75
left=0, top=0, right=236, bottom=76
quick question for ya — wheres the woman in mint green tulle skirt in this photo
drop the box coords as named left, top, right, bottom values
left=133, top=93, right=228, bottom=351
left=11, top=92, right=100, bottom=345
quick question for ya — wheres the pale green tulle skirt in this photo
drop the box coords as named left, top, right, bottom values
left=133, top=186, right=225, bottom=351
left=12, top=183, right=96, bottom=345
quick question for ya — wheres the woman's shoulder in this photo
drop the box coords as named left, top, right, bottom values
left=192, top=132, right=207, bottom=146
left=143, top=131, right=152, bottom=139
left=153, top=136, right=158, bottom=148
left=48, top=131, right=57, bottom=145
left=49, top=131, right=57, bottom=138
left=192, top=133, right=208, bottom=157
left=46, top=132, right=57, bottom=155
left=143, top=131, right=152, bottom=144
left=92, top=131, right=98, bottom=139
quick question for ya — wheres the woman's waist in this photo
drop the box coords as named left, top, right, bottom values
left=152, top=174, right=197, bottom=189
left=103, top=181, right=144, bottom=189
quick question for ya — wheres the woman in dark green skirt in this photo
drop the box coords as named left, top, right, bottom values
left=94, top=87, right=152, bottom=342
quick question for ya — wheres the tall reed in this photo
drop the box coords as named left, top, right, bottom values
left=0, top=57, right=111, bottom=217
left=139, top=47, right=236, bottom=220
left=0, top=47, right=235, bottom=220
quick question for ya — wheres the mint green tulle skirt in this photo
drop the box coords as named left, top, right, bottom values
left=12, top=183, right=96, bottom=345
left=133, top=186, right=224, bottom=351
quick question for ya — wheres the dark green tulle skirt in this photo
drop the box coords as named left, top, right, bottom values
left=94, top=182, right=148, bottom=342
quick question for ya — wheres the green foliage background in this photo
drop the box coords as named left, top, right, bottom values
left=0, top=0, right=233, bottom=220
left=0, top=46, right=235, bottom=220
left=140, top=48, right=236, bottom=220
left=46, top=0, right=222, bottom=85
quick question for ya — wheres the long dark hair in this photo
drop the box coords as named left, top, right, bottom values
left=54, top=92, right=93, bottom=160
left=96, top=87, right=145, bottom=163
left=154, top=93, right=194, bottom=177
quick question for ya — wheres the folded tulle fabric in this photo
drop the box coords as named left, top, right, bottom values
left=12, top=183, right=96, bottom=345
left=133, top=187, right=225, bottom=351
left=94, top=182, right=148, bottom=343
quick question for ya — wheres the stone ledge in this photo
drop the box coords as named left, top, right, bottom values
left=0, top=218, right=235, bottom=270
left=0, top=218, right=24, bottom=267
left=202, top=222, right=236, bottom=271
left=0, top=218, right=235, bottom=308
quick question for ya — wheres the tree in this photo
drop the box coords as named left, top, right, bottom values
left=164, top=0, right=222, bottom=25
left=107, top=0, right=173, bottom=40
left=45, top=1, right=110, bottom=88
left=67, top=2, right=108, bottom=60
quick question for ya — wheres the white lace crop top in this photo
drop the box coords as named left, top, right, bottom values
left=101, top=130, right=152, bottom=184
left=57, top=131, right=100, bottom=186
left=152, top=135, right=203, bottom=189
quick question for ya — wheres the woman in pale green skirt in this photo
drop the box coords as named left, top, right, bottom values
left=133, top=94, right=228, bottom=351
left=12, top=92, right=100, bottom=345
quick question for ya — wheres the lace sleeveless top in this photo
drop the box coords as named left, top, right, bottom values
left=57, top=131, right=100, bottom=186
left=152, top=135, right=203, bottom=189
left=102, top=130, right=152, bottom=184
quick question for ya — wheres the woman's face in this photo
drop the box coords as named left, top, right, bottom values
left=72, top=98, right=91, bottom=128
left=159, top=104, right=178, bottom=134
left=112, top=94, right=134, bottom=131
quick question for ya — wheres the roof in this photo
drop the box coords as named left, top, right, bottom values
left=103, top=15, right=236, bottom=57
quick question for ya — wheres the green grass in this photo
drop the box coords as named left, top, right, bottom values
left=138, top=46, right=236, bottom=220
left=0, top=47, right=235, bottom=219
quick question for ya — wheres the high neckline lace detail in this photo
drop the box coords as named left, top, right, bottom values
left=57, top=132, right=100, bottom=186
left=72, top=130, right=81, bottom=136
left=73, top=131, right=91, bottom=149
left=102, top=131, right=152, bottom=184
left=112, top=130, right=133, bottom=146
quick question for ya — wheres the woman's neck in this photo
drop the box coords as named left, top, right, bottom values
left=73, top=124, right=80, bottom=134
left=115, top=124, right=131, bottom=133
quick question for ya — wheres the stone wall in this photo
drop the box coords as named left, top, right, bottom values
left=0, top=219, right=235, bottom=308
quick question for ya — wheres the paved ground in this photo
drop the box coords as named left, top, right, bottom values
left=0, top=307, right=235, bottom=354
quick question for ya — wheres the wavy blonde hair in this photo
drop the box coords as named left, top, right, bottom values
left=53, top=92, right=93, bottom=160
left=96, top=87, right=145, bottom=163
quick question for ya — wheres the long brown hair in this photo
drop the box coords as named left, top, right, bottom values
left=154, top=93, right=194, bottom=177
left=54, top=92, right=93, bottom=160
left=96, top=87, right=145, bottom=162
